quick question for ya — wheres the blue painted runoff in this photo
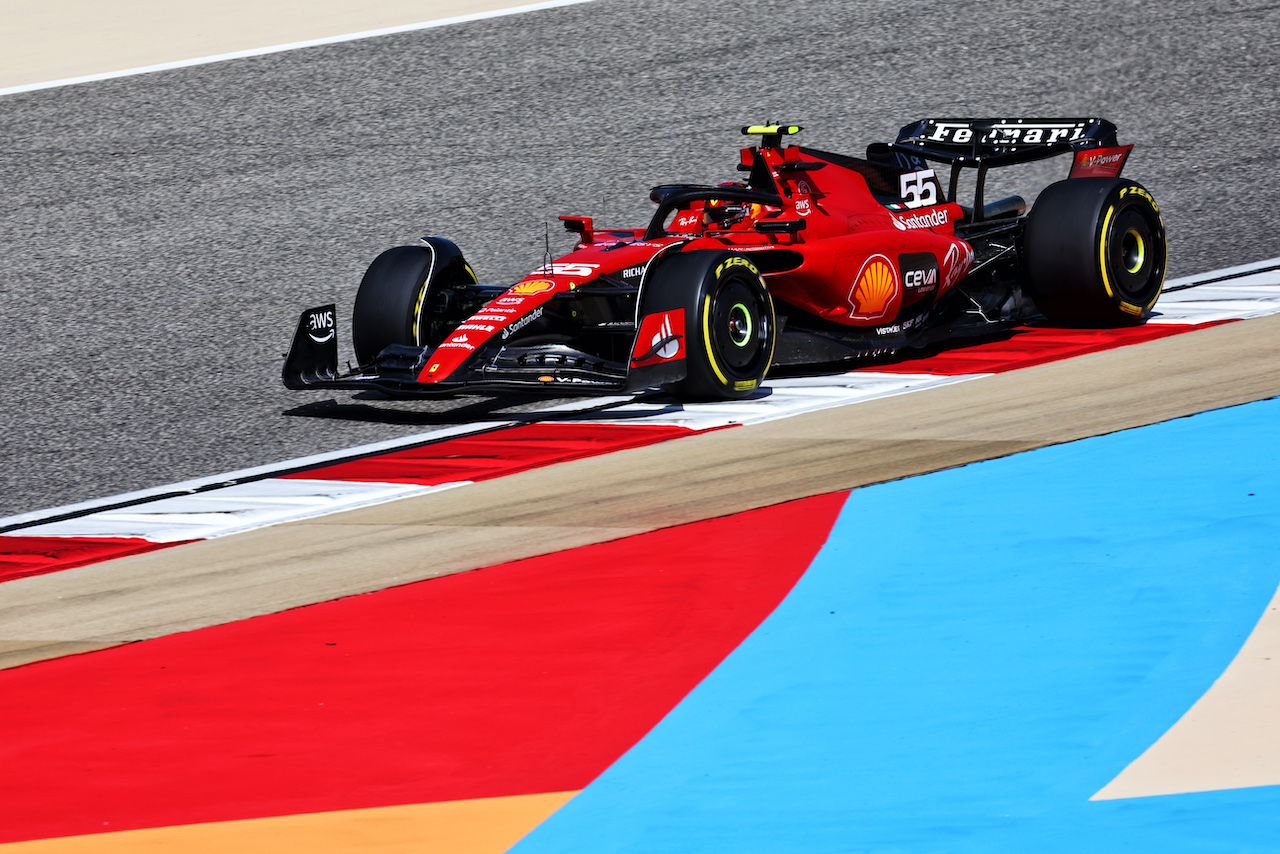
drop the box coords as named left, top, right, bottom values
left=511, top=397, right=1280, bottom=853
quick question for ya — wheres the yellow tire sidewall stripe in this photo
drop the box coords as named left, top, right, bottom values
left=1098, top=203, right=1117, bottom=300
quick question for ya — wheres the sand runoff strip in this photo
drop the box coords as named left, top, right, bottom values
left=0, top=0, right=592, bottom=91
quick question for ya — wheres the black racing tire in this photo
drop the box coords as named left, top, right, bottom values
left=352, top=239, right=476, bottom=365
left=1023, top=177, right=1167, bottom=325
left=656, top=250, right=776, bottom=401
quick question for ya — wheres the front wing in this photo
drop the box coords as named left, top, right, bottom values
left=282, top=305, right=678, bottom=397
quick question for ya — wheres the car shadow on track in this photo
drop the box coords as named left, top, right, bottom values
left=282, top=395, right=539, bottom=426
left=280, top=388, right=733, bottom=427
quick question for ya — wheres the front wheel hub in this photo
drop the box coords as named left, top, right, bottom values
left=728, top=303, right=753, bottom=347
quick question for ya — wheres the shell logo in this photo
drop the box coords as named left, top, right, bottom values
left=849, top=255, right=898, bottom=316
left=512, top=279, right=555, bottom=295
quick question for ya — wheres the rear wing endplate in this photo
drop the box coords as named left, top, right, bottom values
left=283, top=304, right=340, bottom=389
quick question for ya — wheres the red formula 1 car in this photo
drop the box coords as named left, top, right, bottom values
left=284, top=120, right=1166, bottom=401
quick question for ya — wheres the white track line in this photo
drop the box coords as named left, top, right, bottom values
left=1164, top=256, right=1280, bottom=286
left=0, top=421, right=512, bottom=532
left=0, top=0, right=597, bottom=98
left=14, top=479, right=469, bottom=542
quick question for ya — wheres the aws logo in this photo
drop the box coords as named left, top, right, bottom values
left=848, top=255, right=898, bottom=318
left=306, top=308, right=335, bottom=344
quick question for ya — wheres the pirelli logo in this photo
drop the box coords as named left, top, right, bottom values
left=1121, top=185, right=1159, bottom=212
left=716, top=257, right=759, bottom=278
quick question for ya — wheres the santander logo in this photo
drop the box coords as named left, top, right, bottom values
left=892, top=208, right=950, bottom=231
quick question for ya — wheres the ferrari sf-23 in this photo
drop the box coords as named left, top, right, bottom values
left=284, top=119, right=1166, bottom=401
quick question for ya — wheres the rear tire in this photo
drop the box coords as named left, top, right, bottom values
left=655, top=250, right=776, bottom=401
left=352, top=239, right=476, bottom=365
left=1024, top=177, right=1166, bottom=325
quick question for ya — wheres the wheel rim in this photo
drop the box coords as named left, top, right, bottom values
left=711, top=278, right=769, bottom=374
left=1107, top=205, right=1162, bottom=301
left=1121, top=228, right=1146, bottom=274
left=727, top=303, right=753, bottom=347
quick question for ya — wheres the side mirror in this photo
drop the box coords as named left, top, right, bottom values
left=560, top=215, right=594, bottom=245
left=755, top=217, right=806, bottom=234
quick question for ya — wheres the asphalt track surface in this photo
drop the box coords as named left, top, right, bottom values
left=3, top=0, right=1280, bottom=518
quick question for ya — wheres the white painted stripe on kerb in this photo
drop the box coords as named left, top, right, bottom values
left=0, top=421, right=515, bottom=531
left=1152, top=261, right=1280, bottom=324
left=15, top=479, right=469, bottom=542
left=0, top=0, right=597, bottom=97
left=564, top=372, right=987, bottom=431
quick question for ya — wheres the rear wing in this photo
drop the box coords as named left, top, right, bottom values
left=892, top=118, right=1118, bottom=167
left=890, top=117, right=1132, bottom=222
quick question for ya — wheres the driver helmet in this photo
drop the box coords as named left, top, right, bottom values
left=705, top=182, right=761, bottom=229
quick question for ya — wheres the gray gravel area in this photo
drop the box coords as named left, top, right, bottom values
left=1, top=0, right=1278, bottom=516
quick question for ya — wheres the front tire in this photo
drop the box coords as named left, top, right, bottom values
left=655, top=250, right=776, bottom=401
left=352, top=238, right=476, bottom=365
left=1024, top=177, right=1167, bottom=325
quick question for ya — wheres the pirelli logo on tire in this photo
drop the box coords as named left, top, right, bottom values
left=716, top=257, right=760, bottom=278
left=1120, top=185, right=1159, bottom=212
